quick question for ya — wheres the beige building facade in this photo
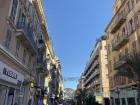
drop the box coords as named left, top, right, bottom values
left=83, top=36, right=110, bottom=104
left=105, top=0, right=140, bottom=105
left=77, top=73, right=85, bottom=90
left=0, top=0, right=39, bottom=105
left=0, top=0, right=61, bottom=105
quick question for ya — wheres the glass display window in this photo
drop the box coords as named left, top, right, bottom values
left=0, top=85, right=7, bottom=105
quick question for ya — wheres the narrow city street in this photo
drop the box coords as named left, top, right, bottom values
left=0, top=0, right=140, bottom=105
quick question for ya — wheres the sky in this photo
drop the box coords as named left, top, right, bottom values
left=43, top=0, right=114, bottom=89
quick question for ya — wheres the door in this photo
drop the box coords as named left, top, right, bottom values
left=6, top=88, right=15, bottom=105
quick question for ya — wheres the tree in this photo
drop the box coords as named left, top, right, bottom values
left=75, top=88, right=87, bottom=105
left=116, top=53, right=140, bottom=105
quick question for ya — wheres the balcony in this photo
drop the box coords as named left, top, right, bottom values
left=111, top=14, right=126, bottom=33
left=16, top=22, right=37, bottom=54
left=92, top=79, right=100, bottom=87
left=112, top=35, right=129, bottom=51
left=84, top=69, right=99, bottom=86
left=94, top=59, right=99, bottom=69
left=37, top=57, right=48, bottom=75
left=38, top=39, right=46, bottom=53
left=19, top=0, right=32, bottom=21
left=114, top=57, right=126, bottom=70
left=94, top=50, right=99, bottom=60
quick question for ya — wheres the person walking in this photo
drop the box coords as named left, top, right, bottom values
left=38, top=97, right=43, bottom=105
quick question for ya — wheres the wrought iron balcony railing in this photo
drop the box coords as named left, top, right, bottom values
left=38, top=39, right=46, bottom=53
left=114, top=57, right=127, bottom=70
left=16, top=22, right=37, bottom=54
left=112, top=35, right=129, bottom=51
left=111, top=14, right=126, bottom=33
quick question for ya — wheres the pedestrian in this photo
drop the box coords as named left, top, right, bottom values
left=38, top=97, right=43, bottom=105
left=28, top=98, right=32, bottom=105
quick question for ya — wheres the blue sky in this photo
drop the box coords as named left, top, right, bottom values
left=43, top=0, right=114, bottom=89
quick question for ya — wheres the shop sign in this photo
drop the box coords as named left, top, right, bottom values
left=95, top=96, right=103, bottom=103
left=3, top=67, right=17, bottom=79
left=0, top=61, right=24, bottom=85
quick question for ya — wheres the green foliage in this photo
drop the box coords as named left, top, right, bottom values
left=85, top=94, right=96, bottom=105
left=75, top=88, right=99, bottom=105
left=116, top=53, right=140, bottom=83
left=116, top=53, right=140, bottom=105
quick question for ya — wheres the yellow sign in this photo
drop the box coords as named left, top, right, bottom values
left=96, top=96, right=103, bottom=103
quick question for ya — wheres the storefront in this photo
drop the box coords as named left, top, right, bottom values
left=0, top=61, right=24, bottom=105
left=110, top=88, right=138, bottom=105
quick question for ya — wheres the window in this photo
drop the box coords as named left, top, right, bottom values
left=17, top=10, right=26, bottom=28
left=28, top=55, right=31, bottom=67
left=33, top=62, right=36, bottom=71
left=127, top=1, right=131, bottom=13
left=108, top=44, right=111, bottom=55
left=122, top=76, right=126, bottom=85
left=127, top=98, right=136, bottom=105
left=125, top=47, right=128, bottom=56
left=4, top=30, right=12, bottom=49
left=131, top=0, right=135, bottom=9
left=15, top=41, right=20, bottom=57
left=117, top=34, right=119, bottom=42
left=109, top=61, right=112, bottom=72
left=22, top=50, right=26, bottom=64
left=128, top=18, right=135, bottom=35
left=10, top=0, right=18, bottom=22
left=110, top=77, right=113, bottom=88
left=132, top=41, right=137, bottom=53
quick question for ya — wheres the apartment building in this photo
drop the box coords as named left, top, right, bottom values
left=83, top=36, right=110, bottom=104
left=105, top=0, right=140, bottom=105
left=33, top=1, right=64, bottom=105
left=0, top=0, right=55, bottom=105
left=76, top=73, right=85, bottom=90
left=47, top=58, right=64, bottom=105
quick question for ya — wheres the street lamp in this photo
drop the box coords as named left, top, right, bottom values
left=115, top=87, right=120, bottom=105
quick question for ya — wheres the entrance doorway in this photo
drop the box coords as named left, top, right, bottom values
left=7, top=88, right=15, bottom=105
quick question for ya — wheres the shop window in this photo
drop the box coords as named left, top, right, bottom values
left=111, top=97, right=114, bottom=105
left=121, top=98, right=126, bottom=105
left=0, top=85, right=7, bottom=105
left=115, top=98, right=120, bottom=105
left=127, top=97, right=136, bottom=105
left=14, top=90, right=20, bottom=105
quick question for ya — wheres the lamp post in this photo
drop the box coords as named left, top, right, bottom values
left=115, top=87, right=120, bottom=105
